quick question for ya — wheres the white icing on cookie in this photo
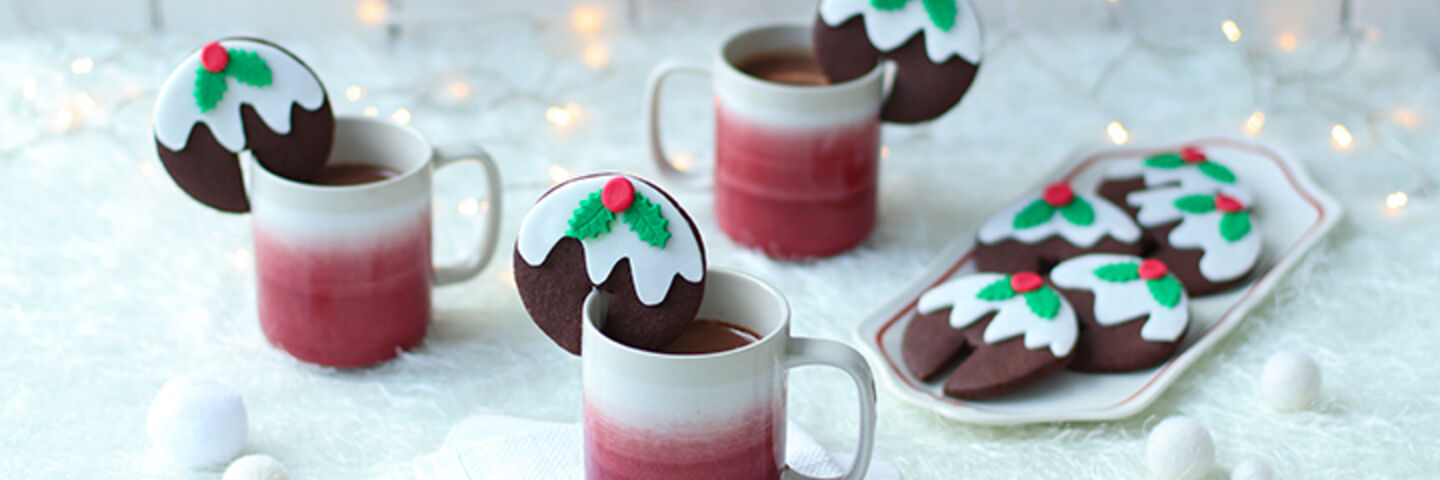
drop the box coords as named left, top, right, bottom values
left=1128, top=186, right=1261, bottom=282
left=819, top=0, right=983, bottom=64
left=154, top=39, right=327, bottom=153
left=977, top=192, right=1141, bottom=247
left=1050, top=254, right=1189, bottom=342
left=516, top=175, right=704, bottom=307
left=917, top=273, right=1077, bottom=358
left=1105, top=157, right=1248, bottom=193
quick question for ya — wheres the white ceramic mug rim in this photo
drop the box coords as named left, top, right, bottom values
left=715, top=22, right=884, bottom=98
left=247, top=116, right=431, bottom=195
left=582, top=267, right=790, bottom=361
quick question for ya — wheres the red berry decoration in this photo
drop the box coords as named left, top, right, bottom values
left=1179, top=146, right=1206, bottom=164
left=600, top=177, right=635, bottom=213
left=1010, top=272, right=1043, bottom=293
left=1042, top=182, right=1075, bottom=207
left=201, top=42, right=229, bottom=73
left=1214, top=193, right=1244, bottom=213
left=1138, top=259, right=1168, bottom=280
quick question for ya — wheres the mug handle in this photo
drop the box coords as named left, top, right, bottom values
left=782, top=338, right=877, bottom=480
left=642, top=58, right=713, bottom=189
left=431, top=144, right=503, bottom=285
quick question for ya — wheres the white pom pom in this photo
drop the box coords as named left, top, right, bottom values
left=146, top=377, right=248, bottom=469
left=1260, top=350, right=1321, bottom=411
left=1231, top=457, right=1274, bottom=480
left=224, top=454, right=290, bottom=480
left=1146, top=416, right=1215, bottom=480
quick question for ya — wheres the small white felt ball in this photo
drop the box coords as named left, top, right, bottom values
left=1261, top=350, right=1321, bottom=411
left=1231, top=457, right=1274, bottom=480
left=1147, top=416, right=1215, bottom=480
left=146, top=377, right=248, bottom=468
left=224, top=454, right=290, bottom=480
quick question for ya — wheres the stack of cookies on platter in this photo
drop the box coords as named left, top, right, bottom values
left=903, top=146, right=1263, bottom=400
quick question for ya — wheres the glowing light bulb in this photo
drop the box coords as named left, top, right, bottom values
left=457, top=198, right=480, bottom=216
left=20, top=77, right=37, bottom=101
left=572, top=7, right=602, bottom=34
left=1277, top=32, right=1298, bottom=52
left=345, top=85, right=366, bottom=102
left=881, top=146, right=891, bottom=158
left=1221, top=20, right=1242, bottom=43
left=1244, top=111, right=1266, bottom=136
left=1331, top=124, right=1353, bottom=150
left=449, top=81, right=472, bottom=99
left=1106, top=121, right=1129, bottom=145
left=50, top=108, right=77, bottom=132
left=1385, top=191, right=1409, bottom=211
left=231, top=248, right=252, bottom=270
left=363, top=106, right=379, bottom=117
left=70, top=57, right=94, bottom=74
left=390, top=108, right=412, bottom=125
left=547, top=103, right=581, bottom=127
left=1393, top=108, right=1420, bottom=129
left=358, top=0, right=387, bottom=24
left=72, top=92, right=97, bottom=116
left=138, top=160, right=157, bottom=177
left=548, top=164, right=573, bottom=184
left=583, top=44, right=610, bottom=68
left=670, top=152, right=694, bottom=171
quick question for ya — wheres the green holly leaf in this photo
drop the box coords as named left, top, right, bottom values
left=1013, top=199, right=1055, bottom=230
left=1059, top=195, right=1095, bottom=226
left=1174, top=194, right=1216, bottom=214
left=224, top=48, right=273, bottom=88
left=1197, top=161, right=1236, bottom=184
left=622, top=193, right=671, bottom=248
left=870, top=0, right=908, bottom=10
left=1094, top=262, right=1140, bottom=283
left=1147, top=276, right=1183, bottom=308
left=1220, top=212, right=1251, bottom=242
left=921, top=0, right=957, bottom=31
left=1145, top=153, right=1186, bottom=169
left=1024, top=287, right=1060, bottom=320
left=193, top=68, right=228, bottom=113
left=564, top=191, right=614, bottom=240
left=976, top=277, right=1016, bottom=302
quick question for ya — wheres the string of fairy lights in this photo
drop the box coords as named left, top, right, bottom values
left=2, top=0, right=1435, bottom=222
left=1077, top=0, right=1436, bottom=214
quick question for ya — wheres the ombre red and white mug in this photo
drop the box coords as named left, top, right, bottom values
left=244, top=116, right=502, bottom=367
left=643, top=24, right=884, bottom=259
left=581, top=268, right=877, bottom=480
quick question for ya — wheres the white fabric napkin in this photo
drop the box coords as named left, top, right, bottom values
left=412, top=414, right=846, bottom=480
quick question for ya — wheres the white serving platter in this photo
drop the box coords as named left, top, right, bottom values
left=854, top=137, right=1342, bottom=425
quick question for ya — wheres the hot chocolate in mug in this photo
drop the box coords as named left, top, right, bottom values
left=581, top=268, right=877, bottom=479
left=643, top=24, right=885, bottom=260
left=243, top=116, right=502, bottom=367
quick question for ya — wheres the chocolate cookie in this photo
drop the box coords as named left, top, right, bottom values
left=903, top=272, right=1078, bottom=400
left=514, top=173, right=706, bottom=354
left=1099, top=146, right=1246, bottom=216
left=1127, top=186, right=1261, bottom=296
left=974, top=182, right=1142, bottom=274
left=1050, top=254, right=1190, bottom=372
left=154, top=38, right=335, bottom=213
left=813, top=0, right=982, bottom=123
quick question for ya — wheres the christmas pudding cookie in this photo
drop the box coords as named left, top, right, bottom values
left=1127, top=187, right=1261, bottom=296
left=514, top=173, right=705, bottom=354
left=813, top=0, right=982, bottom=123
left=974, top=182, right=1143, bottom=274
left=1050, top=254, right=1190, bottom=372
left=903, top=271, right=1078, bottom=399
left=1099, top=146, right=1246, bottom=215
left=154, top=38, right=335, bottom=213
